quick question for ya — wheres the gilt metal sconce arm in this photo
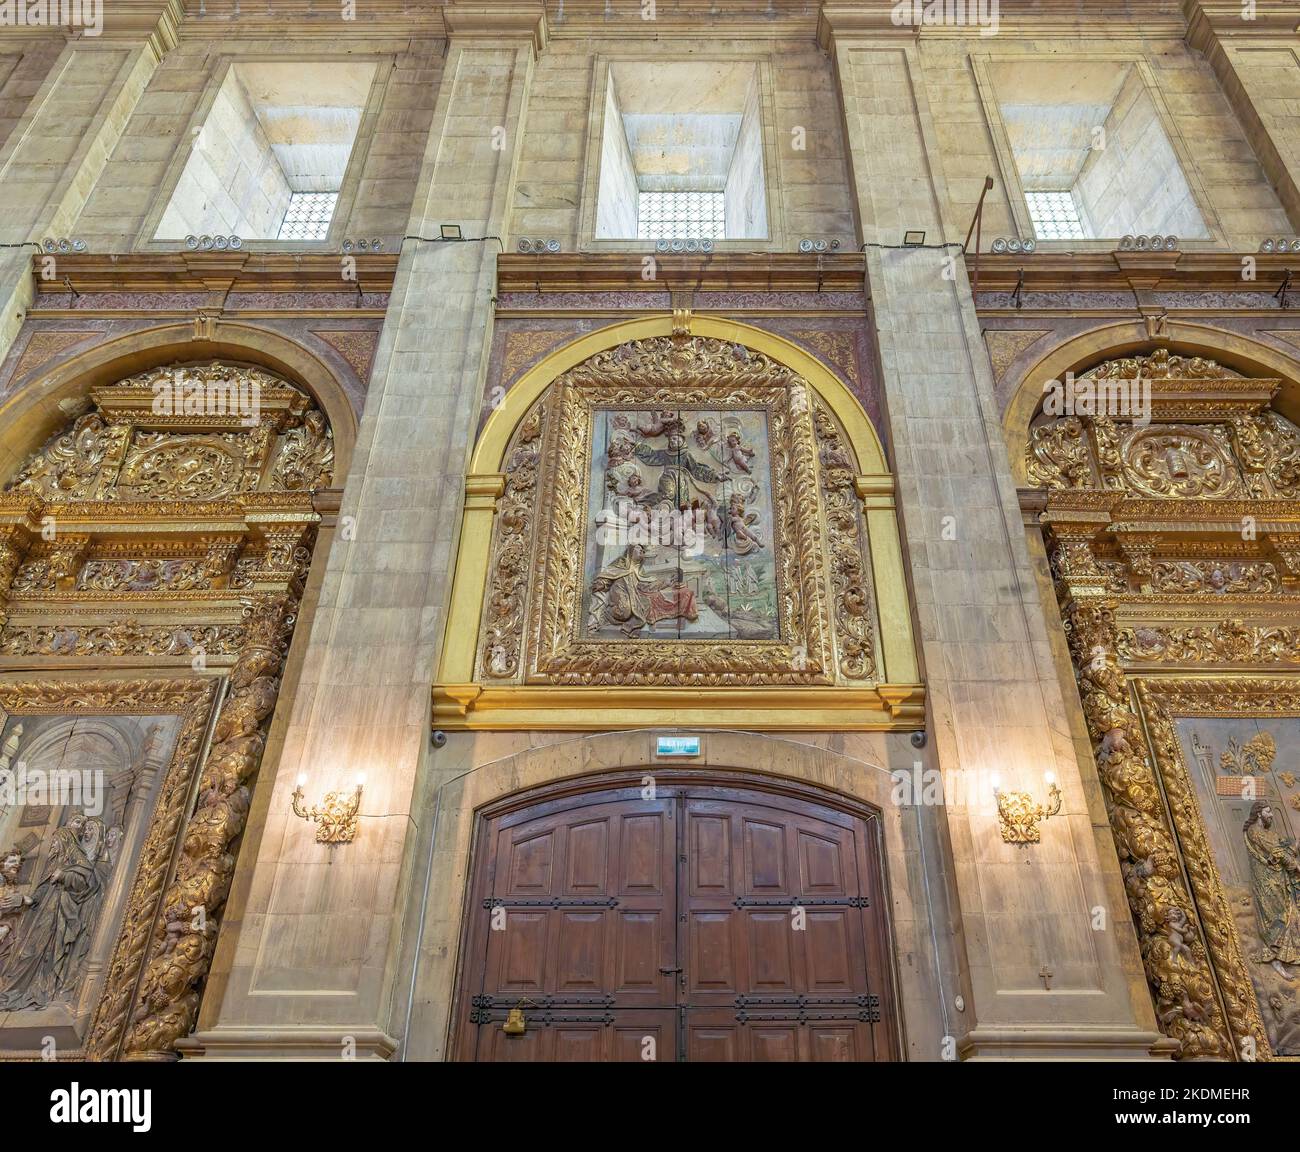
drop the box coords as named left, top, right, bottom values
left=994, top=774, right=1062, bottom=845
left=291, top=774, right=364, bottom=844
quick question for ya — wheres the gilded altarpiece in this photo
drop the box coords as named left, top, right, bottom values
left=434, top=331, right=920, bottom=730
left=1026, top=350, right=1300, bottom=1059
left=0, top=363, right=333, bottom=1060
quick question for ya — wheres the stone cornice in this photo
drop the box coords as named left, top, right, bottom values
left=966, top=250, right=1299, bottom=296
left=444, top=2, right=548, bottom=50
left=495, top=251, right=867, bottom=293
left=1186, top=1, right=1300, bottom=49
left=28, top=252, right=399, bottom=298
left=819, top=0, right=1191, bottom=47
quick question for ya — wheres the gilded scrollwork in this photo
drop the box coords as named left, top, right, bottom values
left=471, top=336, right=882, bottom=690
left=114, top=594, right=296, bottom=1058
left=1023, top=351, right=1300, bottom=498
left=478, top=406, right=543, bottom=680
left=1118, top=622, right=1300, bottom=664
left=0, top=360, right=332, bottom=1059
left=814, top=401, right=877, bottom=680
left=1060, top=596, right=1231, bottom=1058
left=1037, top=347, right=1300, bottom=1059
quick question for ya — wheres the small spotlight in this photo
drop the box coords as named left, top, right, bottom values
left=546, top=238, right=560, bottom=253
left=902, top=230, right=926, bottom=247
left=57, top=239, right=71, bottom=253
left=1279, top=238, right=1291, bottom=253
left=1135, top=235, right=1150, bottom=251
left=671, top=239, right=686, bottom=253
left=798, top=238, right=813, bottom=253
left=700, top=239, right=715, bottom=253
left=71, top=239, right=86, bottom=253
left=656, top=240, right=670, bottom=253
left=1164, top=236, right=1178, bottom=251
left=517, top=238, right=531, bottom=252
left=440, top=224, right=462, bottom=241
left=1007, top=238, right=1022, bottom=254
left=1261, top=239, right=1275, bottom=253
left=371, top=239, right=382, bottom=251
left=229, top=235, right=242, bottom=250
left=199, top=235, right=214, bottom=251
left=185, top=235, right=200, bottom=251
left=813, top=239, right=828, bottom=252
left=991, top=237, right=1008, bottom=254
left=342, top=239, right=354, bottom=253
left=214, top=235, right=228, bottom=250
left=1021, top=237, right=1036, bottom=253
left=356, top=239, right=369, bottom=251
left=42, top=238, right=58, bottom=253
left=1119, top=235, right=1135, bottom=251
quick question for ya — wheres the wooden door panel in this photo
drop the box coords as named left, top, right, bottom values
left=460, top=779, right=896, bottom=1062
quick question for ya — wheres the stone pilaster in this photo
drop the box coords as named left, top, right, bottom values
left=0, top=6, right=178, bottom=365
left=821, top=11, right=1162, bottom=1058
left=185, top=6, right=545, bottom=1060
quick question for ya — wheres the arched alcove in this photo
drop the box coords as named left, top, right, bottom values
left=433, top=316, right=922, bottom=732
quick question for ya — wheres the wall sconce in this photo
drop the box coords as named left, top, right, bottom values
left=993, top=772, right=1062, bottom=845
left=292, top=773, right=364, bottom=844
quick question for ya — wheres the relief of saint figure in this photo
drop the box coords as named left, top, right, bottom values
left=630, top=418, right=730, bottom=511
left=589, top=544, right=698, bottom=636
left=0, top=813, right=118, bottom=1011
left=1243, top=801, right=1300, bottom=980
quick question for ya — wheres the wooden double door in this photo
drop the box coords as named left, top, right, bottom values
left=454, top=775, right=898, bottom=1061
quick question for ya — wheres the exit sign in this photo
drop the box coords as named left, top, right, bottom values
left=655, top=735, right=700, bottom=758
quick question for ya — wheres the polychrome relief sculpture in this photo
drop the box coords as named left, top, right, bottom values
left=584, top=407, right=777, bottom=640
left=476, top=335, right=880, bottom=689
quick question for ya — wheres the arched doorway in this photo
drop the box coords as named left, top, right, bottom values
left=451, top=769, right=899, bottom=1062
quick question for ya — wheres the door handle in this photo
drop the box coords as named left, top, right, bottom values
left=658, top=966, right=682, bottom=974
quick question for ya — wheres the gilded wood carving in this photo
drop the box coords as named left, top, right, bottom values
left=0, top=361, right=332, bottom=1060
left=476, top=336, right=879, bottom=690
left=1032, top=349, right=1300, bottom=1059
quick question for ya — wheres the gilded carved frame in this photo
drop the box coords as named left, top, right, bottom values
left=433, top=315, right=924, bottom=730
left=1027, top=348, right=1300, bottom=1059
left=1131, top=675, right=1300, bottom=1061
left=0, top=674, right=218, bottom=1060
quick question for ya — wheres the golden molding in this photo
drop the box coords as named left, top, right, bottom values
left=432, top=683, right=925, bottom=731
left=1134, top=676, right=1300, bottom=1062
left=434, top=315, right=921, bottom=731
left=0, top=675, right=218, bottom=1061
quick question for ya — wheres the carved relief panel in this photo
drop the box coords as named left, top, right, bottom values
left=0, top=361, right=329, bottom=1059
left=1029, top=349, right=1300, bottom=1060
left=437, top=331, right=921, bottom=731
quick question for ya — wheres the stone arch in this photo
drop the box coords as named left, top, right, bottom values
left=437, top=315, right=919, bottom=720
left=403, top=728, right=951, bottom=1062
left=473, top=315, right=888, bottom=476
left=1001, top=319, right=1300, bottom=482
left=0, top=322, right=358, bottom=483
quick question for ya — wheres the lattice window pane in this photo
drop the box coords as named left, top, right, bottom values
left=277, top=192, right=338, bottom=241
left=637, top=191, right=726, bottom=240
left=1024, top=190, right=1086, bottom=241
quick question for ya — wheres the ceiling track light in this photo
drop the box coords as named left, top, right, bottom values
left=652, top=239, right=715, bottom=254
left=184, top=234, right=242, bottom=251
left=1118, top=235, right=1178, bottom=252
left=990, top=237, right=1036, bottom=254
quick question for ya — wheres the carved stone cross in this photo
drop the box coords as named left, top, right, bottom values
left=1039, top=964, right=1054, bottom=990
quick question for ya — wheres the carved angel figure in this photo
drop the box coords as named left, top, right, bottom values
left=271, top=410, right=334, bottom=491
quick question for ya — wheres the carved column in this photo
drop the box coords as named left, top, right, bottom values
left=1051, top=554, right=1232, bottom=1059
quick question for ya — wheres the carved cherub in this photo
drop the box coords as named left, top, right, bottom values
left=694, top=419, right=717, bottom=450
left=1164, top=906, right=1195, bottom=963
left=725, top=431, right=755, bottom=474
